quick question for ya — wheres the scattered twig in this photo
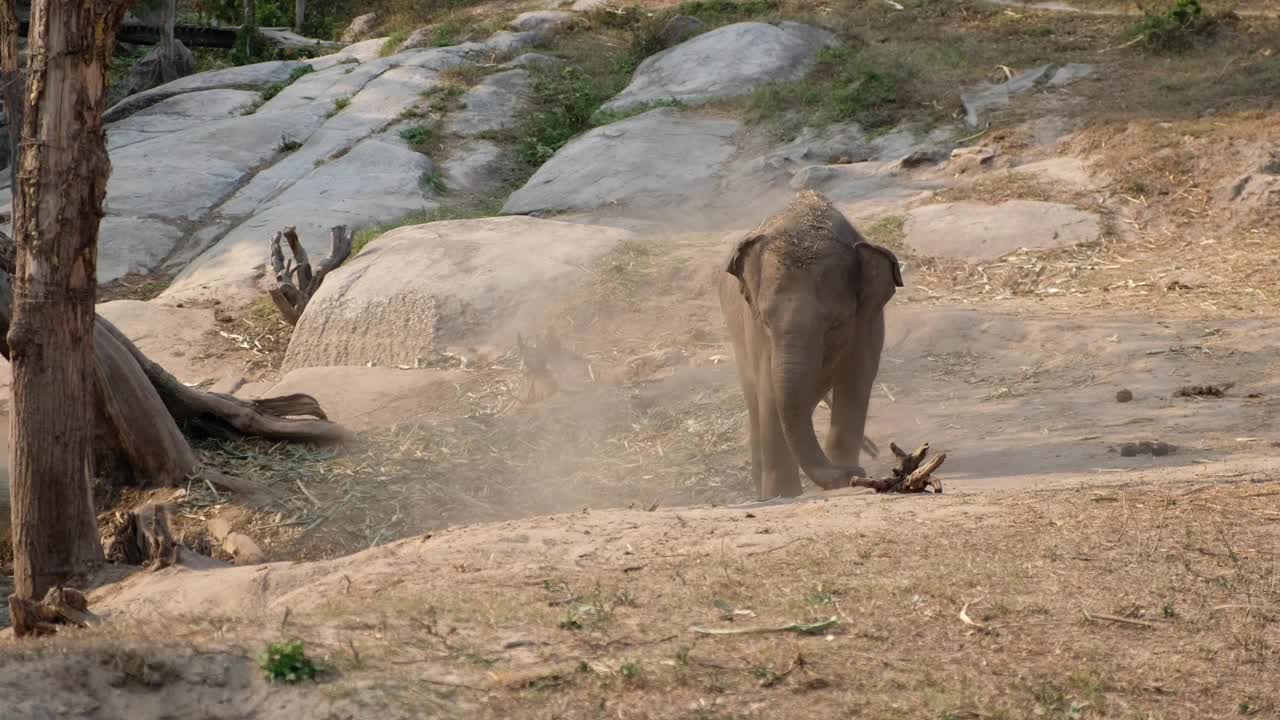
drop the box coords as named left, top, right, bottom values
left=1082, top=610, right=1155, bottom=628
left=267, top=225, right=353, bottom=325
left=690, top=616, right=838, bottom=636
left=959, top=598, right=989, bottom=632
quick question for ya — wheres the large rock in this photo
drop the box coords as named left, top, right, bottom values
left=904, top=200, right=1101, bottom=261
left=502, top=108, right=739, bottom=216
left=341, top=12, right=379, bottom=43
left=104, top=60, right=306, bottom=122
left=960, top=63, right=1094, bottom=128
left=599, top=22, right=836, bottom=113
left=441, top=138, right=510, bottom=193
left=97, top=300, right=220, bottom=384
left=444, top=69, right=532, bottom=136
left=109, top=40, right=198, bottom=107
left=107, top=88, right=262, bottom=150
left=509, top=10, right=579, bottom=38
left=283, top=217, right=633, bottom=369
left=163, top=130, right=438, bottom=305
left=262, top=367, right=475, bottom=429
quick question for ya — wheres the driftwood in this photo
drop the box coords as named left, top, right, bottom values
left=0, top=229, right=353, bottom=503
left=873, top=442, right=945, bottom=493
left=101, top=503, right=180, bottom=570
left=268, top=225, right=353, bottom=325
left=8, top=586, right=102, bottom=636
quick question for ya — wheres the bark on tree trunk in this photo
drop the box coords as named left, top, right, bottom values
left=0, top=0, right=23, bottom=191
left=293, top=0, right=305, bottom=33
left=5, top=0, right=133, bottom=632
left=157, top=0, right=178, bottom=80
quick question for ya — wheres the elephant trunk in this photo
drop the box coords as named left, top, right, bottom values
left=772, top=339, right=843, bottom=490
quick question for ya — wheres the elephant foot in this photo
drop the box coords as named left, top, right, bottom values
left=809, top=466, right=869, bottom=491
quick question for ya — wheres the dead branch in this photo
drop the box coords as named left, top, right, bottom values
left=8, top=586, right=102, bottom=637
left=268, top=225, right=353, bottom=325
left=857, top=441, right=945, bottom=493
left=101, top=503, right=181, bottom=570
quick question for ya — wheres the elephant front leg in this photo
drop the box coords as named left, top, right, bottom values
left=756, top=367, right=802, bottom=499
left=826, top=310, right=885, bottom=475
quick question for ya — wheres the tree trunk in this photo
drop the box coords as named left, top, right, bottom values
left=294, top=0, right=305, bottom=33
left=157, top=0, right=178, bottom=79
left=5, top=0, right=132, bottom=632
left=0, top=0, right=22, bottom=191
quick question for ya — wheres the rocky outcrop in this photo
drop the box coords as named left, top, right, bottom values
left=341, top=12, right=379, bottom=43
left=599, top=22, right=836, bottom=113
left=904, top=200, right=1101, bottom=260
left=502, top=108, right=739, bottom=217
left=103, top=60, right=305, bottom=122
left=509, top=10, right=579, bottom=38
left=282, top=217, right=633, bottom=369
left=444, top=69, right=533, bottom=136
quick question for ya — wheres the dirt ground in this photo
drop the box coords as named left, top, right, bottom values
left=3, top=0, right=1280, bottom=717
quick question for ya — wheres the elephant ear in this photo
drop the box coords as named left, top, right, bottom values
left=725, top=232, right=766, bottom=280
left=855, top=242, right=904, bottom=308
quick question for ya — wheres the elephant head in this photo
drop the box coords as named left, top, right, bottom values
left=726, top=227, right=903, bottom=489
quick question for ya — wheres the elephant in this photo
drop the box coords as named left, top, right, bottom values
left=718, top=190, right=903, bottom=499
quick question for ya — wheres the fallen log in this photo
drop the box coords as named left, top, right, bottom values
left=7, top=586, right=102, bottom=637
left=0, top=230, right=353, bottom=505
left=873, top=442, right=945, bottom=493
left=268, top=225, right=353, bottom=325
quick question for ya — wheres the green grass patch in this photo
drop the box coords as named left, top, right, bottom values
left=351, top=197, right=503, bottom=254
left=675, top=0, right=780, bottom=25
left=399, top=123, right=442, bottom=153
left=259, top=639, right=321, bottom=684
left=1129, top=0, right=1220, bottom=53
left=258, top=65, right=314, bottom=104
left=516, top=64, right=630, bottom=167
left=744, top=44, right=913, bottom=137
left=590, top=98, right=684, bottom=126
left=381, top=30, right=409, bottom=56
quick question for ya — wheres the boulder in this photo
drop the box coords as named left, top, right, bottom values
left=509, top=10, right=579, bottom=38
left=903, top=200, right=1101, bottom=261
left=282, top=217, right=633, bottom=369
left=163, top=129, right=438, bottom=306
left=341, top=12, right=379, bottom=43
left=599, top=22, right=836, bottom=113
left=262, top=367, right=476, bottom=429
left=444, top=69, right=532, bottom=136
left=104, top=60, right=306, bottom=122
left=96, top=300, right=219, bottom=384
left=107, top=88, right=261, bottom=150
left=109, top=40, right=197, bottom=106
left=503, top=53, right=563, bottom=70
left=398, top=26, right=437, bottom=52
left=960, top=63, right=1094, bottom=128
left=502, top=108, right=739, bottom=216
left=657, top=15, right=706, bottom=46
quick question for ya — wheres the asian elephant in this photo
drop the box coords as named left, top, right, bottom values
left=718, top=191, right=903, bottom=499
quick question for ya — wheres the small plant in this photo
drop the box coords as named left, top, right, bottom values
left=804, top=589, right=838, bottom=606
left=260, top=82, right=285, bottom=101
left=619, top=660, right=643, bottom=681
left=590, top=98, right=683, bottom=126
left=332, top=96, right=352, bottom=114
left=613, top=589, right=638, bottom=608
left=399, top=123, right=439, bottom=153
left=422, top=169, right=447, bottom=194
left=675, top=646, right=690, bottom=665
left=381, top=30, right=408, bottom=57
left=258, top=639, right=320, bottom=684
left=288, top=64, right=315, bottom=83
left=1161, top=603, right=1177, bottom=618
left=1130, top=0, right=1219, bottom=53
left=277, top=135, right=302, bottom=152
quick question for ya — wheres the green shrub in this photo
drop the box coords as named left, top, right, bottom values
left=517, top=66, right=623, bottom=166
left=746, top=45, right=910, bottom=134
left=258, top=640, right=320, bottom=684
left=1130, top=0, right=1219, bottom=53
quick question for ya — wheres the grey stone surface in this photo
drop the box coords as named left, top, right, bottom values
left=441, top=138, right=510, bottom=193
left=283, top=217, right=633, bottom=369
left=163, top=130, right=438, bottom=305
left=599, top=22, right=836, bottom=113
left=98, top=217, right=185, bottom=284
left=904, top=200, right=1101, bottom=260
left=445, top=69, right=532, bottom=136
left=502, top=108, right=739, bottom=216
left=104, top=60, right=306, bottom=122
left=961, top=63, right=1094, bottom=127
left=503, top=52, right=563, bottom=70
left=509, top=10, right=579, bottom=37
left=107, top=88, right=262, bottom=149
